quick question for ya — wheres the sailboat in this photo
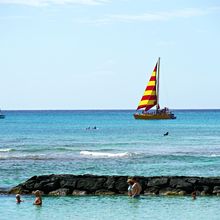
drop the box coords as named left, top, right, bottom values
left=134, top=57, right=176, bottom=120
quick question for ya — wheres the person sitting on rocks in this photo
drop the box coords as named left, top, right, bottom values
left=127, top=179, right=134, bottom=197
left=16, top=194, right=23, bottom=203
left=131, top=177, right=142, bottom=198
left=33, top=190, right=42, bottom=205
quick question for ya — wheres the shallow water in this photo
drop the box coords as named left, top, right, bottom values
left=1, top=195, right=219, bottom=220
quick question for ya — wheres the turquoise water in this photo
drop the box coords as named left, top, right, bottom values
left=1, top=110, right=220, bottom=188
left=1, top=195, right=220, bottom=220
left=1, top=110, right=220, bottom=219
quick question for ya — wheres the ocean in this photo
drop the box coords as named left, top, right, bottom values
left=1, top=110, right=220, bottom=219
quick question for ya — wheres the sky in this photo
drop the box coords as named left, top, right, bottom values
left=0, top=0, right=220, bottom=110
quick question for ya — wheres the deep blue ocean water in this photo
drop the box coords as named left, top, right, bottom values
left=0, top=110, right=220, bottom=219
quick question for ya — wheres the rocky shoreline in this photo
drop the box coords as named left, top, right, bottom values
left=8, top=174, right=220, bottom=196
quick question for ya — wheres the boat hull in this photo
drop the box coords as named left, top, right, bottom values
left=134, top=113, right=176, bottom=120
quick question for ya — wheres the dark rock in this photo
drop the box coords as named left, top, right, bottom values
left=76, top=177, right=106, bottom=192
left=36, top=174, right=55, bottom=182
left=49, top=188, right=70, bottom=196
left=185, top=177, right=199, bottom=185
left=42, top=182, right=60, bottom=193
left=169, top=177, right=193, bottom=192
left=34, top=180, right=60, bottom=193
left=138, top=177, right=147, bottom=193
left=198, top=178, right=220, bottom=187
left=148, top=177, right=169, bottom=187
left=8, top=174, right=220, bottom=196
left=104, top=176, right=115, bottom=190
left=60, top=178, right=77, bottom=190
left=23, top=180, right=37, bottom=191
left=114, top=177, right=128, bottom=193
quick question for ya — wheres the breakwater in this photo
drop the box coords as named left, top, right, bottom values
left=8, top=174, right=220, bottom=196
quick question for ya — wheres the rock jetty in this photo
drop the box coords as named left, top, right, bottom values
left=8, top=174, right=220, bottom=196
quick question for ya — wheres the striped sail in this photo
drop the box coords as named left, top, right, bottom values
left=137, top=63, right=157, bottom=111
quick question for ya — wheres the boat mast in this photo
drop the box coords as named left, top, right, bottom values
left=156, top=57, right=160, bottom=110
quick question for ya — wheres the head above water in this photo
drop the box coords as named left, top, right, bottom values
left=127, top=179, right=134, bottom=184
left=34, top=190, right=41, bottom=197
left=16, top=194, right=20, bottom=199
left=131, top=177, right=138, bottom=182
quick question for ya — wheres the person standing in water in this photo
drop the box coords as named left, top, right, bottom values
left=131, top=177, right=142, bottom=198
left=33, top=190, right=42, bottom=205
left=127, top=179, right=134, bottom=197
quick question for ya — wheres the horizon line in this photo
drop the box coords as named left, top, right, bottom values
left=2, top=108, right=220, bottom=111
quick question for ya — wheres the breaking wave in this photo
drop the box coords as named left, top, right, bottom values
left=80, top=150, right=134, bottom=158
left=0, top=148, right=13, bottom=152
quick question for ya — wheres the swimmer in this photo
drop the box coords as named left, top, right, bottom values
left=16, top=194, right=23, bottom=203
left=33, top=190, right=42, bottom=205
left=191, top=191, right=196, bottom=200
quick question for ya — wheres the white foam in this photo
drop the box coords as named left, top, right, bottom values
left=0, top=153, right=49, bottom=160
left=0, top=148, right=12, bottom=152
left=80, top=151, right=131, bottom=158
left=210, top=154, right=220, bottom=157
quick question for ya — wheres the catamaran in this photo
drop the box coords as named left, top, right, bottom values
left=134, top=58, right=176, bottom=120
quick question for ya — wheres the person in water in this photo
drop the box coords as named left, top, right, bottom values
left=191, top=191, right=196, bottom=200
left=127, top=179, right=134, bottom=197
left=131, top=177, right=142, bottom=198
left=16, top=194, right=23, bottom=203
left=33, top=190, right=42, bottom=205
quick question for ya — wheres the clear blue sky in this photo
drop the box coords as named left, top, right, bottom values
left=0, top=0, right=220, bottom=110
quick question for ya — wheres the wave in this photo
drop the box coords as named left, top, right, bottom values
left=0, top=148, right=13, bottom=152
left=210, top=154, right=220, bottom=157
left=1, top=149, right=220, bottom=161
left=0, top=154, right=56, bottom=160
left=80, top=151, right=133, bottom=158
left=0, top=146, right=80, bottom=153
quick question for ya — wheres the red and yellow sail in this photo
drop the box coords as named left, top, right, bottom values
left=137, top=63, right=157, bottom=111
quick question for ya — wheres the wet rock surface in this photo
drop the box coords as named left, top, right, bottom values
left=8, top=174, right=220, bottom=196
